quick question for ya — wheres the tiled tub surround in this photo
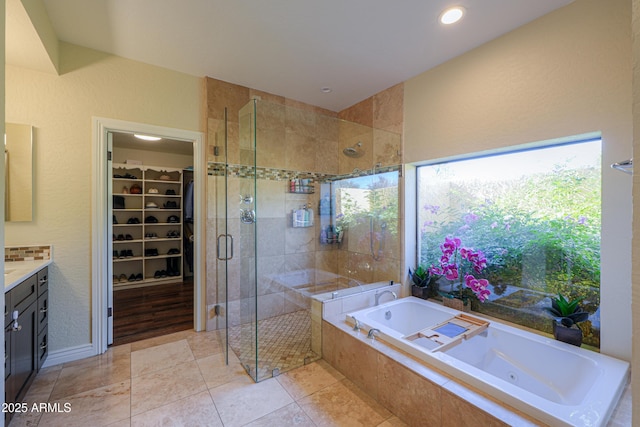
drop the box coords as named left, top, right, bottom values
left=322, top=299, right=632, bottom=427
left=4, top=245, right=53, bottom=292
left=346, top=298, right=629, bottom=427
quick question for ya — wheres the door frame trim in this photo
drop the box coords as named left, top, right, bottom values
left=91, top=117, right=206, bottom=354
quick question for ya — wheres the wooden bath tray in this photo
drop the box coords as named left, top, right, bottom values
left=405, top=314, right=489, bottom=352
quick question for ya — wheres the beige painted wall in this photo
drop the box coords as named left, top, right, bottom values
left=404, top=0, right=632, bottom=360
left=631, top=0, right=639, bottom=422
left=5, top=42, right=203, bottom=351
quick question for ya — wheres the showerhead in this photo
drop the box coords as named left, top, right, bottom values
left=343, top=142, right=364, bottom=158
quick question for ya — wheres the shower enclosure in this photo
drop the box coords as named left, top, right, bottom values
left=208, top=98, right=402, bottom=381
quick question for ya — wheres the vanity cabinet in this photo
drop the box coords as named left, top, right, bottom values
left=4, top=266, right=48, bottom=424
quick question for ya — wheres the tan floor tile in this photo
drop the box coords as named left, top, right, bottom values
left=298, top=379, right=391, bottom=427
left=209, top=377, right=294, bottom=426
left=276, top=359, right=344, bottom=400
left=131, top=339, right=194, bottom=377
left=130, top=330, right=196, bottom=352
left=131, top=360, right=207, bottom=416
left=131, top=390, right=223, bottom=427
left=39, top=380, right=130, bottom=427
left=106, top=419, right=131, bottom=427
left=50, top=350, right=131, bottom=400
left=187, top=330, right=223, bottom=360
left=243, top=402, right=315, bottom=426
left=376, top=416, right=408, bottom=426
left=196, top=350, right=251, bottom=389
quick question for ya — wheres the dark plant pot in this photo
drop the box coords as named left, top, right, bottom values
left=552, top=321, right=583, bottom=347
left=411, top=285, right=431, bottom=300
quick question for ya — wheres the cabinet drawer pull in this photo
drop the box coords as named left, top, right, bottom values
left=39, top=279, right=47, bottom=284
left=40, top=308, right=47, bottom=313
left=40, top=343, right=47, bottom=350
left=11, top=310, right=21, bottom=331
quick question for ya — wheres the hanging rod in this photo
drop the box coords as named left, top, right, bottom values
left=611, top=158, right=633, bottom=175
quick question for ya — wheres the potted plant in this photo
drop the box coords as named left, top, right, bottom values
left=408, top=265, right=436, bottom=299
left=546, top=293, right=589, bottom=346
left=429, top=236, right=491, bottom=312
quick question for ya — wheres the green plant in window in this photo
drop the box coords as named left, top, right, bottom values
left=546, top=293, right=589, bottom=327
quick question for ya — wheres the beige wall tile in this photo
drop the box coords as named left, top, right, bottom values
left=332, top=326, right=378, bottom=400
left=206, top=78, right=250, bottom=122
left=339, top=96, right=374, bottom=127
left=377, top=353, right=442, bottom=427
left=373, top=83, right=404, bottom=134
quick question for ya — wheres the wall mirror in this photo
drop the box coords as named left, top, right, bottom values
left=5, top=123, right=33, bottom=222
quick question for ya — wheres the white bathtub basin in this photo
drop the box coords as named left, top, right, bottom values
left=346, top=297, right=629, bottom=427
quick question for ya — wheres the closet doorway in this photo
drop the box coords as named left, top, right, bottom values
left=92, top=117, right=205, bottom=355
left=110, top=131, right=195, bottom=345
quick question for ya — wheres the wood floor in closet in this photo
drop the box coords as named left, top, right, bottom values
left=112, top=278, right=194, bottom=346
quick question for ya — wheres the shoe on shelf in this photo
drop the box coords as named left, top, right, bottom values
left=128, top=274, right=136, bottom=282
left=166, top=189, right=176, bottom=195
left=135, top=273, right=143, bottom=281
left=146, top=202, right=158, bottom=209
left=148, top=188, right=159, bottom=194
left=127, top=217, right=140, bottom=224
left=122, top=186, right=129, bottom=194
left=113, top=215, right=118, bottom=224
left=125, top=234, right=133, bottom=240
left=167, top=248, right=180, bottom=255
left=160, top=270, right=168, bottom=278
left=116, top=234, right=125, bottom=241
left=145, top=216, right=158, bottom=223
left=154, top=270, right=161, bottom=279
left=118, top=274, right=128, bottom=283
left=113, top=250, right=119, bottom=259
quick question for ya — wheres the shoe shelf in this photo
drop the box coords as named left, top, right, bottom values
left=112, top=163, right=184, bottom=289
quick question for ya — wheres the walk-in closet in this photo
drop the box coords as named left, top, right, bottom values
left=110, top=131, right=195, bottom=345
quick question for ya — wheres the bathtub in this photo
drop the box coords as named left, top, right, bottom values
left=346, top=297, right=629, bottom=427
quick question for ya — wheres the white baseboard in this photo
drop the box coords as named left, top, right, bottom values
left=42, top=343, right=98, bottom=368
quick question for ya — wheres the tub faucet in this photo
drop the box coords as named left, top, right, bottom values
left=375, top=290, right=397, bottom=306
left=367, top=328, right=380, bottom=340
left=352, top=317, right=361, bottom=332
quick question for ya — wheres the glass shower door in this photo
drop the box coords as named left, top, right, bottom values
left=228, top=99, right=259, bottom=381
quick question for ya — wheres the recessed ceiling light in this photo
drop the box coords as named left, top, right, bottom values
left=134, top=134, right=162, bottom=141
left=321, top=87, right=332, bottom=93
left=440, top=7, right=465, bottom=25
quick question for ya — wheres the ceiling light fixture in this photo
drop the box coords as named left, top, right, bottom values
left=134, top=134, right=162, bottom=141
left=321, top=87, right=332, bottom=93
left=440, top=6, right=465, bottom=25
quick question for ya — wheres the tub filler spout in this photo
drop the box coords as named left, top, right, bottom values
left=375, top=290, right=397, bottom=306
left=367, top=328, right=380, bottom=340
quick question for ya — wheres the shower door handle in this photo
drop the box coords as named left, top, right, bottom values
left=216, top=234, right=234, bottom=261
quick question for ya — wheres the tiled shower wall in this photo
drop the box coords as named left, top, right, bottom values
left=205, top=77, right=404, bottom=330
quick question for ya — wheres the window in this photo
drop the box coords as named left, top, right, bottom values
left=417, top=140, right=601, bottom=348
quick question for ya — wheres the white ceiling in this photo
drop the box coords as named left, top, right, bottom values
left=10, top=0, right=574, bottom=112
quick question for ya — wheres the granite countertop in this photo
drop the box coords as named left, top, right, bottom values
left=4, top=259, right=52, bottom=293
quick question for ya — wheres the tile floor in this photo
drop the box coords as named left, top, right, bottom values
left=8, top=329, right=406, bottom=427
left=228, top=310, right=320, bottom=381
